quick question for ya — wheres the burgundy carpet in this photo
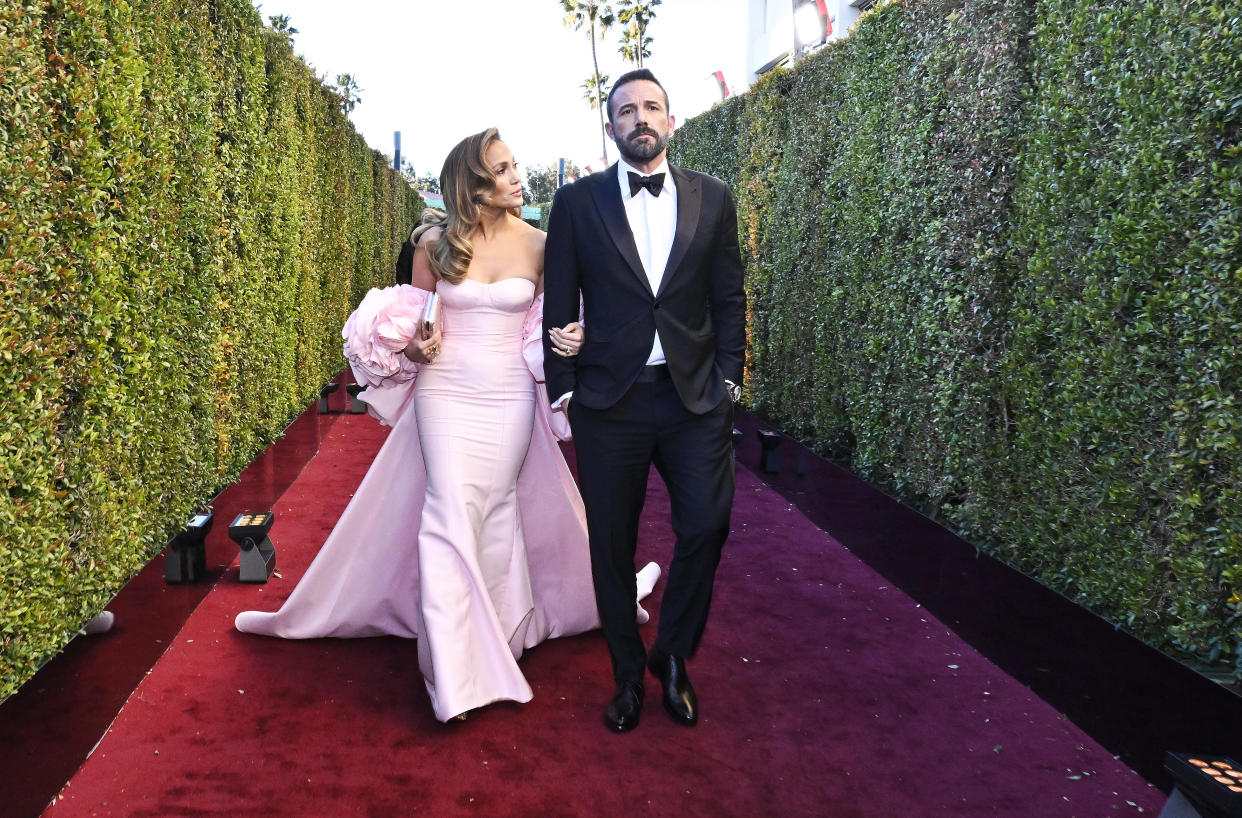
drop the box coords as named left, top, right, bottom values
left=39, top=415, right=1166, bottom=817
left=1, top=398, right=344, bottom=818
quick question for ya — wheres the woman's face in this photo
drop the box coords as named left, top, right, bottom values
left=484, top=140, right=523, bottom=209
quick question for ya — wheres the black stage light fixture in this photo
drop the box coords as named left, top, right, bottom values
left=319, top=382, right=340, bottom=414
left=732, top=427, right=744, bottom=459
left=230, top=511, right=277, bottom=583
left=346, top=383, right=368, bottom=414
left=165, top=512, right=212, bottom=584
left=757, top=429, right=782, bottom=473
left=1162, top=752, right=1242, bottom=817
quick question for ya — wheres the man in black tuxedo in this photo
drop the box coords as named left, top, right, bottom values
left=543, top=69, right=746, bottom=733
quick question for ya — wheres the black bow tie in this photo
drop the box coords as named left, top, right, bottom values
left=628, top=171, right=665, bottom=198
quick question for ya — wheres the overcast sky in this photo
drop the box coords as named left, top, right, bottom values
left=252, top=0, right=749, bottom=178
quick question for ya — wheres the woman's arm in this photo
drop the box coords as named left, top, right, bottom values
left=403, top=227, right=442, bottom=364
left=531, top=226, right=546, bottom=297
left=409, top=226, right=441, bottom=292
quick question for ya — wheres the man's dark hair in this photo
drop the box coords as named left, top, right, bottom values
left=605, top=69, right=670, bottom=123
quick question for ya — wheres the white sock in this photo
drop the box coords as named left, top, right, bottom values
left=636, top=561, right=661, bottom=598
left=634, top=562, right=661, bottom=625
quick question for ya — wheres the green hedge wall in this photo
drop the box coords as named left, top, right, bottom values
left=999, top=0, right=1242, bottom=668
left=670, top=0, right=1242, bottom=677
left=0, top=0, right=422, bottom=699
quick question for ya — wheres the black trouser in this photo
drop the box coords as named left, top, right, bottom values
left=569, top=366, right=735, bottom=684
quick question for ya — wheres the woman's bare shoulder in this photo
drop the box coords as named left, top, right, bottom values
left=515, top=219, right=545, bottom=251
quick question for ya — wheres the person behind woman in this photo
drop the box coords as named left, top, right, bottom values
left=236, top=128, right=658, bottom=722
left=395, top=207, right=445, bottom=286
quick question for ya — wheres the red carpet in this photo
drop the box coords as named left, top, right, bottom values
left=40, top=415, right=1166, bottom=817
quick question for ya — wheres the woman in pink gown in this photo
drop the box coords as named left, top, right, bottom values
left=236, top=129, right=659, bottom=722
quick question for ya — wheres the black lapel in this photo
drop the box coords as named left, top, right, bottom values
left=658, top=165, right=701, bottom=296
left=588, top=167, right=651, bottom=294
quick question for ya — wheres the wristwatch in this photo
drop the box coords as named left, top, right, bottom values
left=725, top=379, right=742, bottom=403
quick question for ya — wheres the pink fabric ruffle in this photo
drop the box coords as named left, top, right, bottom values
left=341, top=284, right=429, bottom=388
left=522, top=292, right=572, bottom=441
left=520, top=292, right=548, bottom=382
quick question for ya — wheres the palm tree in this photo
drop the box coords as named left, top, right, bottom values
left=616, top=0, right=659, bottom=67
left=335, top=73, right=362, bottom=114
left=561, top=0, right=615, bottom=163
left=268, top=14, right=298, bottom=42
left=581, top=71, right=611, bottom=121
left=618, top=22, right=650, bottom=67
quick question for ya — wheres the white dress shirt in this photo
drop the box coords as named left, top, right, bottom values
left=616, top=157, right=677, bottom=366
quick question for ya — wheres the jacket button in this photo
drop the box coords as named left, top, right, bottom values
left=653, top=303, right=661, bottom=310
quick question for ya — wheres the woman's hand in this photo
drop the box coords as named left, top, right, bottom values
left=549, top=322, right=584, bottom=357
left=403, top=327, right=442, bottom=364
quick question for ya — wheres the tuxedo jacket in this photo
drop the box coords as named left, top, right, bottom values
left=542, top=164, right=746, bottom=415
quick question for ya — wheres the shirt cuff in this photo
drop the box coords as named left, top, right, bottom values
left=552, top=391, right=573, bottom=410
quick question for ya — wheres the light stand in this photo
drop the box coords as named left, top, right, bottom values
left=1161, top=753, right=1242, bottom=817
left=165, top=512, right=212, bottom=583
left=230, top=512, right=277, bottom=583
left=346, top=383, right=368, bottom=414
left=319, top=382, right=340, bottom=414
left=758, top=429, right=782, bottom=473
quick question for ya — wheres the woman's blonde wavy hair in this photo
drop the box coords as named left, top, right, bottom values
left=430, top=128, right=521, bottom=284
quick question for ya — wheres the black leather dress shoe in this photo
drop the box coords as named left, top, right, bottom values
left=648, top=653, right=698, bottom=726
left=603, top=680, right=644, bottom=733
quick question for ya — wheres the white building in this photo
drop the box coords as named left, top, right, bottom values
left=745, top=0, right=875, bottom=84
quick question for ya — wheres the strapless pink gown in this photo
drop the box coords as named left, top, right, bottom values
left=414, top=277, right=546, bottom=717
left=236, top=279, right=662, bottom=722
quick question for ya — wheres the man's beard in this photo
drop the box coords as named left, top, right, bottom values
left=616, top=126, right=667, bottom=163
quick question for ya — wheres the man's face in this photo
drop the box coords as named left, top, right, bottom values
left=605, top=79, right=676, bottom=166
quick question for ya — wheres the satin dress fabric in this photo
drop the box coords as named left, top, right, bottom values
left=414, top=277, right=552, bottom=718
left=236, top=279, right=658, bottom=722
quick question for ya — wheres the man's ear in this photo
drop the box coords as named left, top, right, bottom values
left=604, top=121, right=615, bottom=141
left=667, top=115, right=676, bottom=135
